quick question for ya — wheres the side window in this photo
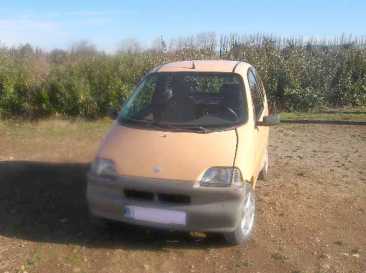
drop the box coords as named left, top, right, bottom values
left=248, top=69, right=264, bottom=120
left=254, top=71, right=266, bottom=100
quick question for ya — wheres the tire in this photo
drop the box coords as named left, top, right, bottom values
left=258, top=150, right=269, bottom=180
left=224, top=183, right=256, bottom=245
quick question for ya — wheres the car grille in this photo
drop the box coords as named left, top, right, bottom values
left=124, top=189, right=191, bottom=204
left=124, top=189, right=154, bottom=201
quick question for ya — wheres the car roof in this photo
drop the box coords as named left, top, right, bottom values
left=155, top=60, right=251, bottom=73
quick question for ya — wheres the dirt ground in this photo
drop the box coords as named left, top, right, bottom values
left=0, top=120, right=365, bottom=273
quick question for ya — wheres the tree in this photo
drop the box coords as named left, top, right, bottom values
left=151, top=36, right=167, bottom=53
left=118, top=38, right=142, bottom=54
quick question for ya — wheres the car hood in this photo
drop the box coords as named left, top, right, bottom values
left=96, top=124, right=238, bottom=183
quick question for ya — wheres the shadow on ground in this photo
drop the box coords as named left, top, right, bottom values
left=0, top=161, right=225, bottom=250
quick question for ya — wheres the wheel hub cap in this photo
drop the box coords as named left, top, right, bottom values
left=240, top=190, right=255, bottom=236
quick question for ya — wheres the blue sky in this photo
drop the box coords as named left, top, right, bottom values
left=0, top=0, right=364, bottom=51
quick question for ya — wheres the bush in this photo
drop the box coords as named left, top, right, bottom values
left=0, top=35, right=365, bottom=119
left=283, top=87, right=324, bottom=112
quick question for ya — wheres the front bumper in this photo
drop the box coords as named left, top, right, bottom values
left=87, top=173, right=246, bottom=233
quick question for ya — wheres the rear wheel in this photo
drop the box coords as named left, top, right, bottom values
left=224, top=183, right=256, bottom=245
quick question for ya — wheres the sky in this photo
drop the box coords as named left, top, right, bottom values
left=0, top=0, right=365, bottom=52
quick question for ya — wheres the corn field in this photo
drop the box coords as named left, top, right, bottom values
left=0, top=34, right=365, bottom=118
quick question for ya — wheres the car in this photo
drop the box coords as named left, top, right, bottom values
left=86, top=60, right=279, bottom=245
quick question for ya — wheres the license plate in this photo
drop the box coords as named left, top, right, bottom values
left=123, top=205, right=186, bottom=225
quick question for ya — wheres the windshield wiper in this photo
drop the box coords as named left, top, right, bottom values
left=121, top=118, right=158, bottom=127
left=149, top=123, right=213, bottom=133
left=178, top=125, right=212, bottom=133
left=121, top=118, right=213, bottom=133
left=122, top=119, right=187, bottom=132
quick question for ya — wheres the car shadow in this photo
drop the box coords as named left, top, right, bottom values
left=0, top=161, right=226, bottom=250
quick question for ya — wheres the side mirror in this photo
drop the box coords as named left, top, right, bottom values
left=107, top=108, right=119, bottom=120
left=256, top=114, right=280, bottom=126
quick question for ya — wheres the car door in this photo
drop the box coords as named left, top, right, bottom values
left=247, top=68, right=268, bottom=178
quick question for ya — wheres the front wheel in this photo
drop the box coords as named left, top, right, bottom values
left=224, top=183, right=256, bottom=245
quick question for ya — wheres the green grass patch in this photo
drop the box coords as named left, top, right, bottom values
left=280, top=110, right=366, bottom=122
left=0, top=118, right=112, bottom=139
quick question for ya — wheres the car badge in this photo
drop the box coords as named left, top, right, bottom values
left=153, top=166, right=161, bottom=173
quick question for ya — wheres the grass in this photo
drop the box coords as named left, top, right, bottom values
left=0, top=107, right=365, bottom=138
left=0, top=118, right=112, bottom=162
left=0, top=118, right=111, bottom=139
left=280, top=107, right=366, bottom=122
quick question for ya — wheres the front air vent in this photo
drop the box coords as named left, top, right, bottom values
left=158, top=193, right=191, bottom=204
left=124, top=189, right=154, bottom=201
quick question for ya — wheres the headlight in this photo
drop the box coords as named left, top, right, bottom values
left=200, top=167, right=242, bottom=187
left=90, top=158, right=117, bottom=177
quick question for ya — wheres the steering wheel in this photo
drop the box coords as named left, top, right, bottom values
left=222, top=106, right=239, bottom=121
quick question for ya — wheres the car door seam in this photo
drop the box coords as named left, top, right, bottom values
left=232, top=128, right=239, bottom=176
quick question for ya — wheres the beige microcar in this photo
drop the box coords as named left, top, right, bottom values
left=87, top=60, right=279, bottom=245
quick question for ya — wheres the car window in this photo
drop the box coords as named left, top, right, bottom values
left=119, top=72, right=248, bottom=130
left=124, top=74, right=157, bottom=117
left=254, top=70, right=266, bottom=99
left=248, top=69, right=264, bottom=120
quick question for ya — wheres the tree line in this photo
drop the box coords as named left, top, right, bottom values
left=0, top=33, right=365, bottom=119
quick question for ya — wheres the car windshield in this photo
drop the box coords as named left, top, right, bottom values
left=118, top=72, right=247, bottom=132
